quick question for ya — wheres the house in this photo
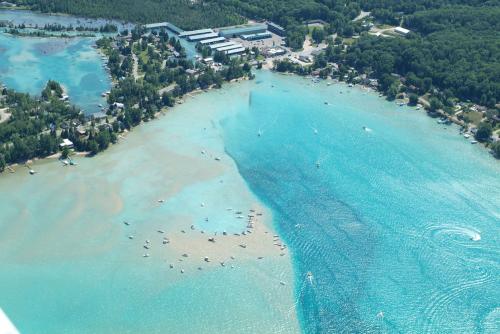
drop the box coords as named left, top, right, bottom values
left=76, top=126, right=87, bottom=136
left=202, top=57, right=214, bottom=64
left=0, top=2, right=16, bottom=7
left=113, top=102, right=125, bottom=109
left=59, top=138, right=74, bottom=149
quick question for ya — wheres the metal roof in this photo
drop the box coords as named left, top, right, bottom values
left=216, top=44, right=243, bottom=52
left=199, top=37, right=225, bottom=45
left=144, top=22, right=168, bottom=29
left=209, top=41, right=236, bottom=49
left=188, top=32, right=219, bottom=41
left=144, top=22, right=183, bottom=34
left=179, top=28, right=213, bottom=37
left=226, top=47, right=246, bottom=55
left=218, top=24, right=267, bottom=37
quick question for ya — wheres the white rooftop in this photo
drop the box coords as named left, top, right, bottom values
left=60, top=138, right=74, bottom=147
left=179, top=28, right=213, bottom=37
left=394, top=27, right=410, bottom=34
left=188, top=32, right=219, bottom=41
left=199, top=37, right=225, bottom=45
left=216, top=44, right=243, bottom=52
left=226, top=47, right=246, bottom=55
left=209, top=41, right=235, bottom=49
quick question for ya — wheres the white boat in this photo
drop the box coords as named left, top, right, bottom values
left=29, top=169, right=36, bottom=175
left=464, top=133, right=471, bottom=139
left=471, top=140, right=478, bottom=144
left=307, top=271, right=314, bottom=284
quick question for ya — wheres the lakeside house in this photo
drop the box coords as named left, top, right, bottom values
left=59, top=138, right=74, bottom=149
left=0, top=1, right=16, bottom=7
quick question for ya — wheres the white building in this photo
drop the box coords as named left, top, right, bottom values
left=59, top=138, right=74, bottom=149
left=394, top=27, right=410, bottom=36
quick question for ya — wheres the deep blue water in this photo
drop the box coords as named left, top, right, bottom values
left=221, top=72, right=500, bottom=333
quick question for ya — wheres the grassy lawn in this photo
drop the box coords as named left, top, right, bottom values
left=463, top=111, right=484, bottom=125
left=138, top=50, right=150, bottom=64
left=342, top=38, right=356, bottom=45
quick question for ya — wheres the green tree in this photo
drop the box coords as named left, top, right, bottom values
left=87, top=140, right=99, bottom=156
left=61, top=146, right=70, bottom=159
left=408, top=93, right=419, bottom=106
left=0, top=153, right=5, bottom=172
left=429, top=97, right=443, bottom=112
left=491, top=141, right=500, bottom=159
left=311, top=27, right=325, bottom=44
left=386, top=84, right=399, bottom=100
left=475, top=122, right=492, bottom=142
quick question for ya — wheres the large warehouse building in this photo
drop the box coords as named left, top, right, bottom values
left=218, top=24, right=268, bottom=38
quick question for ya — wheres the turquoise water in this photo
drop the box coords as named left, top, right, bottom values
left=220, top=72, right=500, bottom=333
left=0, top=71, right=499, bottom=333
left=0, top=32, right=111, bottom=114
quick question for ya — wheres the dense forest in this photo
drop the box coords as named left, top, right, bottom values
left=17, top=0, right=244, bottom=29
left=343, top=5, right=500, bottom=106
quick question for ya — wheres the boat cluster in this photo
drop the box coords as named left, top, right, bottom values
left=121, top=205, right=288, bottom=286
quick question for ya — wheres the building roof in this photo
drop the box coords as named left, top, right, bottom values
left=267, top=21, right=285, bottom=31
left=209, top=41, right=236, bottom=49
left=179, top=28, right=214, bottom=37
left=144, top=22, right=168, bottom=29
left=218, top=24, right=267, bottom=37
left=241, top=32, right=272, bottom=40
left=216, top=44, right=243, bottom=52
left=226, top=47, right=246, bottom=55
left=199, top=36, right=225, bottom=45
left=394, top=27, right=410, bottom=34
left=60, top=138, right=74, bottom=147
left=188, top=32, right=219, bottom=41
left=144, top=22, right=183, bottom=34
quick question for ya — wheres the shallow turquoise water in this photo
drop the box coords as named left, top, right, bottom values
left=0, top=71, right=499, bottom=333
left=0, top=32, right=111, bottom=114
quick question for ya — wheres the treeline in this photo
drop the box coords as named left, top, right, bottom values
left=19, top=0, right=244, bottom=29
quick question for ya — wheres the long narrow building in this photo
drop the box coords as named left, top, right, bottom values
left=216, top=44, right=243, bottom=52
left=199, top=37, right=226, bottom=45
left=209, top=41, right=236, bottom=50
left=188, top=32, right=219, bottom=41
left=226, top=47, right=246, bottom=55
left=179, top=28, right=213, bottom=37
